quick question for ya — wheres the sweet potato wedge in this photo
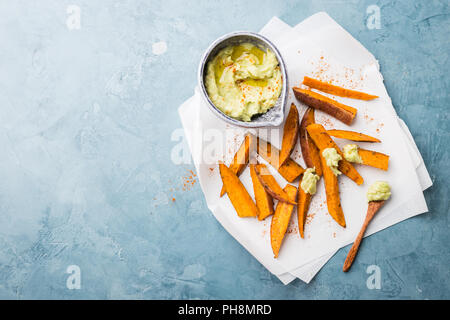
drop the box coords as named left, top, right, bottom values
left=280, top=104, right=300, bottom=166
left=254, top=164, right=297, bottom=205
left=359, top=149, right=389, bottom=171
left=306, top=124, right=364, bottom=185
left=220, top=134, right=254, bottom=197
left=297, top=185, right=312, bottom=238
left=299, top=108, right=322, bottom=176
left=255, top=136, right=305, bottom=182
left=320, top=153, right=346, bottom=227
left=293, top=87, right=357, bottom=125
left=327, top=129, right=381, bottom=143
left=219, top=162, right=258, bottom=218
left=250, top=164, right=274, bottom=220
left=271, top=184, right=298, bottom=258
left=277, top=160, right=305, bottom=183
left=303, top=76, right=379, bottom=101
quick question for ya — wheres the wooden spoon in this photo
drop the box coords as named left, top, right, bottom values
left=343, top=200, right=385, bottom=272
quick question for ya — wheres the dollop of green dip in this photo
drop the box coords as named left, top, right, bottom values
left=322, top=148, right=342, bottom=176
left=367, top=181, right=391, bottom=202
left=343, top=144, right=363, bottom=164
left=300, top=168, right=320, bottom=195
left=205, top=43, right=282, bottom=121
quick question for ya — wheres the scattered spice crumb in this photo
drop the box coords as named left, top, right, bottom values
left=182, top=169, right=197, bottom=191
left=306, top=213, right=316, bottom=225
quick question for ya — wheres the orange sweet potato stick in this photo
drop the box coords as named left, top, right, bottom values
left=218, top=162, right=258, bottom=218
left=254, top=135, right=305, bottom=182
left=250, top=163, right=274, bottom=220
left=358, top=149, right=389, bottom=171
left=320, top=152, right=346, bottom=227
left=271, top=184, right=298, bottom=258
left=297, top=185, right=312, bottom=238
left=279, top=104, right=300, bottom=166
left=293, top=87, right=357, bottom=125
left=277, top=159, right=305, bottom=183
left=220, top=134, right=254, bottom=197
left=254, top=164, right=297, bottom=205
left=327, top=129, right=381, bottom=143
left=303, top=76, right=378, bottom=101
left=306, top=124, right=364, bottom=185
left=297, top=108, right=322, bottom=237
left=299, top=108, right=322, bottom=176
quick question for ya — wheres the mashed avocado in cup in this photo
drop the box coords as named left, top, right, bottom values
left=205, top=43, right=282, bottom=121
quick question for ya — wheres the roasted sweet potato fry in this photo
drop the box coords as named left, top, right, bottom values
left=280, top=104, right=300, bottom=166
left=219, top=162, right=258, bottom=218
left=299, top=108, right=322, bottom=176
left=271, top=184, right=298, bottom=258
left=254, top=164, right=297, bottom=205
left=297, top=185, right=312, bottom=238
left=293, top=87, right=357, bottom=125
left=306, top=124, right=364, bottom=185
left=220, top=134, right=254, bottom=197
left=327, top=129, right=381, bottom=143
left=298, top=108, right=322, bottom=237
left=255, top=136, right=305, bottom=182
left=319, top=153, right=346, bottom=227
left=303, top=76, right=379, bottom=101
left=359, top=149, right=389, bottom=171
left=250, top=164, right=274, bottom=220
left=277, top=160, right=305, bottom=183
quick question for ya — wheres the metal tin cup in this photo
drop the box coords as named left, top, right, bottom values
left=198, top=31, right=288, bottom=128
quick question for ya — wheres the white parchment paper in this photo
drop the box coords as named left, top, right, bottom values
left=178, top=13, right=431, bottom=284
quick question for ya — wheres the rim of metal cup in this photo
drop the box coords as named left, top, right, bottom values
left=198, top=31, right=288, bottom=128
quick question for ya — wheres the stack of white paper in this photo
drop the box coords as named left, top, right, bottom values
left=178, top=12, right=432, bottom=284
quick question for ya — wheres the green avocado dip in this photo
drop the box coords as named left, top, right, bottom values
left=205, top=43, right=282, bottom=121
left=322, top=148, right=342, bottom=176
left=300, top=168, right=320, bottom=195
left=343, top=144, right=363, bottom=164
left=367, top=181, right=391, bottom=202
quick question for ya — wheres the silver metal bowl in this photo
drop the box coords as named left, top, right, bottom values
left=198, top=31, right=288, bottom=128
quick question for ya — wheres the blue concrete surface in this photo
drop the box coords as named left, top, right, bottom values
left=0, top=0, right=448, bottom=299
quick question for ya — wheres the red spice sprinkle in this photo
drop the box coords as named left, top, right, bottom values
left=182, top=169, right=197, bottom=191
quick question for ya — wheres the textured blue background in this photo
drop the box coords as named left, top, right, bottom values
left=0, top=0, right=448, bottom=299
